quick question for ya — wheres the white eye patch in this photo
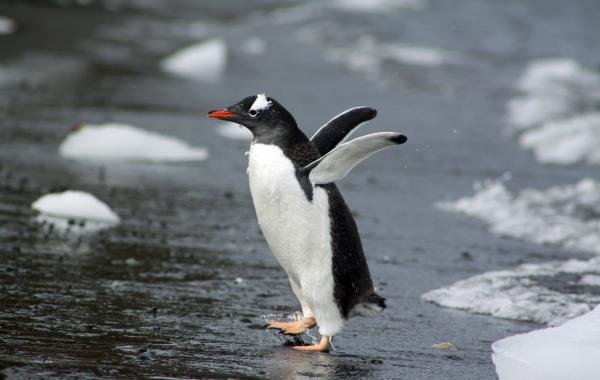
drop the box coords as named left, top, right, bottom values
left=249, top=93, right=272, bottom=113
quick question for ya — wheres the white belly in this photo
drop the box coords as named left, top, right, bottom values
left=247, top=143, right=330, bottom=284
left=247, top=143, right=345, bottom=336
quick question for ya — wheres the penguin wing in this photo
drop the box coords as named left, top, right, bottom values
left=310, top=107, right=377, bottom=155
left=304, top=132, right=407, bottom=185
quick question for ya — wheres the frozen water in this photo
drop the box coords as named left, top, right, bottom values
left=519, top=113, right=600, bottom=165
left=58, top=123, right=209, bottom=162
left=492, top=305, right=600, bottom=380
left=325, top=36, right=462, bottom=80
left=332, top=0, right=427, bottom=12
left=423, top=258, right=600, bottom=325
left=32, top=191, right=120, bottom=223
left=438, top=178, right=600, bottom=254
left=507, top=58, right=600, bottom=130
left=160, top=38, right=227, bottom=82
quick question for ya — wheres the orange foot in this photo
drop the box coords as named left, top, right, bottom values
left=292, top=336, right=331, bottom=353
left=267, top=317, right=316, bottom=335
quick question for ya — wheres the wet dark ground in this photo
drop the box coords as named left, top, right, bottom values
left=1, top=1, right=600, bottom=379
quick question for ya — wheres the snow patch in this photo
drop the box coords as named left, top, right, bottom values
left=59, top=123, right=209, bottom=162
left=215, top=123, right=253, bottom=141
left=492, top=305, right=600, bottom=380
left=438, top=178, right=600, bottom=255
left=423, top=258, right=600, bottom=325
left=160, top=38, right=227, bottom=82
left=519, top=113, right=600, bottom=165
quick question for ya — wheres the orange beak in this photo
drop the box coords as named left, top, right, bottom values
left=208, top=110, right=238, bottom=120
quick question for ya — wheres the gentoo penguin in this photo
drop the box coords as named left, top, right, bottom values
left=208, top=94, right=406, bottom=352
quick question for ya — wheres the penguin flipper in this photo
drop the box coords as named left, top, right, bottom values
left=304, top=132, right=407, bottom=185
left=310, top=107, right=377, bottom=155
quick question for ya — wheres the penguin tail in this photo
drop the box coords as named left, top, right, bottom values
left=350, top=293, right=386, bottom=318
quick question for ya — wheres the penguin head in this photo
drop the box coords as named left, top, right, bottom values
left=208, top=94, right=298, bottom=138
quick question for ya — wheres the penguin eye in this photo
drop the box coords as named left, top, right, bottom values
left=248, top=109, right=258, bottom=118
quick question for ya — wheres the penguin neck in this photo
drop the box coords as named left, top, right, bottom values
left=253, top=123, right=321, bottom=167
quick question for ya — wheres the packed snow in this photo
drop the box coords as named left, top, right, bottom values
left=160, top=38, right=227, bottom=82
left=437, top=178, right=600, bottom=255
left=519, top=113, right=600, bottom=165
left=215, top=123, right=253, bottom=141
left=0, top=15, right=16, bottom=35
left=58, top=123, right=209, bottom=162
left=32, top=191, right=120, bottom=232
left=422, top=258, right=600, bottom=325
left=492, top=305, right=600, bottom=380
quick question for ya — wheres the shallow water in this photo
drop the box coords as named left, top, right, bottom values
left=1, top=1, right=599, bottom=379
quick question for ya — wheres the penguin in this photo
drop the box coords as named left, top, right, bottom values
left=208, top=94, right=407, bottom=352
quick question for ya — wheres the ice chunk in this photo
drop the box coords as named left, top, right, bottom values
left=519, top=113, right=600, bottom=165
left=507, top=58, right=600, bottom=130
left=333, top=0, right=426, bottom=12
left=0, top=15, right=16, bottom=35
left=438, top=178, right=600, bottom=254
left=325, top=36, right=462, bottom=80
left=160, top=38, right=227, bottom=82
left=492, top=305, right=600, bottom=380
left=59, top=123, right=208, bottom=162
left=32, top=191, right=120, bottom=224
left=215, top=123, right=253, bottom=141
left=423, top=258, right=600, bottom=325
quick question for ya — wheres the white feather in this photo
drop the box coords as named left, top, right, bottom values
left=308, top=132, right=402, bottom=184
left=250, top=93, right=272, bottom=112
left=248, top=143, right=344, bottom=336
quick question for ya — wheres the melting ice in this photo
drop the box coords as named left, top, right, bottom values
left=59, top=123, right=209, bottom=162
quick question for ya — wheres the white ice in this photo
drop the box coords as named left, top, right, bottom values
left=324, top=36, right=462, bottom=79
left=507, top=58, right=600, bottom=130
left=519, top=113, right=600, bottom=165
left=58, top=123, right=209, bottom=162
left=333, top=0, right=426, bottom=12
left=160, top=38, right=227, bottom=82
left=32, top=191, right=120, bottom=224
left=215, top=123, right=253, bottom=141
left=0, top=15, right=16, bottom=35
left=422, top=258, right=600, bottom=325
left=437, top=178, right=600, bottom=255
left=492, top=305, right=600, bottom=380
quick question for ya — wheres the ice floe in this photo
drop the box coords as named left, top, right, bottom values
left=325, top=36, right=462, bottom=79
left=160, top=38, right=227, bottom=82
left=215, top=123, right=253, bottom=141
left=332, top=0, right=426, bottom=12
left=58, top=123, right=209, bottom=162
left=507, top=58, right=600, bottom=130
left=423, top=257, right=600, bottom=325
left=32, top=191, right=120, bottom=232
left=0, top=15, right=16, bottom=35
left=492, top=305, right=600, bottom=380
left=438, top=178, right=600, bottom=255
left=519, top=113, right=600, bottom=165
